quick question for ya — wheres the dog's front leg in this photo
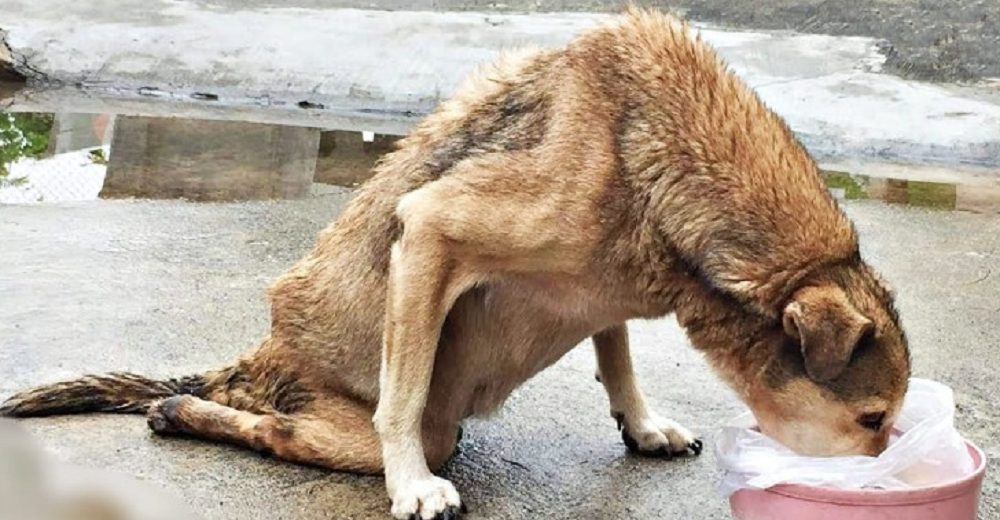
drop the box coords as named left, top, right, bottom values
left=374, top=234, right=474, bottom=520
left=374, top=150, right=596, bottom=518
left=594, top=324, right=703, bottom=457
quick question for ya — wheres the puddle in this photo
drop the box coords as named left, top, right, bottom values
left=822, top=170, right=1000, bottom=213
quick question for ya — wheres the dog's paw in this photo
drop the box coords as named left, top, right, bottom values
left=390, top=475, right=464, bottom=520
left=618, top=413, right=703, bottom=458
left=146, top=395, right=189, bottom=435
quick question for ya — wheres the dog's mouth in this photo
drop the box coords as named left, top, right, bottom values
left=747, top=424, right=896, bottom=457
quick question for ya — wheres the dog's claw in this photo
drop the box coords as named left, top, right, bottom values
left=613, top=412, right=624, bottom=432
left=146, top=413, right=171, bottom=434
left=437, top=505, right=463, bottom=520
left=147, top=396, right=185, bottom=435
left=657, top=446, right=675, bottom=459
left=688, top=438, right=704, bottom=456
left=621, top=427, right=639, bottom=452
left=399, top=503, right=463, bottom=519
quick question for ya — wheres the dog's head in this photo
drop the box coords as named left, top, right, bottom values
left=749, top=267, right=910, bottom=456
left=679, top=264, right=910, bottom=456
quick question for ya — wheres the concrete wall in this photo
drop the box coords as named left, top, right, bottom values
left=101, top=117, right=319, bottom=201
left=314, top=130, right=400, bottom=187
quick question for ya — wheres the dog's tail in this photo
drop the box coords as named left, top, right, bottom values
left=0, top=372, right=214, bottom=417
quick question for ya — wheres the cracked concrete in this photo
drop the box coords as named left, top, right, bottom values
left=0, top=30, right=28, bottom=104
left=0, top=191, right=997, bottom=519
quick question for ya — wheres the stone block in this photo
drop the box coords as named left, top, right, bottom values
left=101, top=117, right=319, bottom=201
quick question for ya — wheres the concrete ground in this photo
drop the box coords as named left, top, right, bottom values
left=0, top=189, right=997, bottom=519
left=373, top=0, right=1000, bottom=82
left=195, top=0, right=1000, bottom=82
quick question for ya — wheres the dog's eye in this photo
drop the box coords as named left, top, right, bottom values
left=857, top=411, right=886, bottom=432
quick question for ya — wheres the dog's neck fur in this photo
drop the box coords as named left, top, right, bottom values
left=667, top=258, right=903, bottom=402
left=672, top=274, right=779, bottom=399
left=586, top=11, right=861, bottom=320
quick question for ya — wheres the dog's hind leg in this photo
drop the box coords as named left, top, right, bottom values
left=146, top=395, right=461, bottom=474
left=593, top=324, right=703, bottom=457
left=147, top=394, right=387, bottom=473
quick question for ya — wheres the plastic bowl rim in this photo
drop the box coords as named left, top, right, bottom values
left=757, top=439, right=987, bottom=506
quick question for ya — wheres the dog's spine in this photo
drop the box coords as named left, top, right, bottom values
left=0, top=372, right=210, bottom=417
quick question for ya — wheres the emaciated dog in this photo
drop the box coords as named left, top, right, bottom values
left=2, top=9, right=910, bottom=520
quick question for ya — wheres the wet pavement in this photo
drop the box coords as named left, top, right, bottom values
left=1, top=189, right=998, bottom=519
left=203, top=0, right=1000, bottom=82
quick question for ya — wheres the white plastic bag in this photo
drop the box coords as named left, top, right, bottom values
left=715, top=378, right=974, bottom=496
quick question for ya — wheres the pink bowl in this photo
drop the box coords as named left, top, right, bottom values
left=730, top=440, right=987, bottom=520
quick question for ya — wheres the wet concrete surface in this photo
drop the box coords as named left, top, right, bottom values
left=206, top=0, right=1000, bottom=82
left=666, top=0, right=1000, bottom=82
left=1, top=190, right=998, bottom=519
left=521, top=0, right=1000, bottom=83
left=6, top=4, right=1000, bottom=168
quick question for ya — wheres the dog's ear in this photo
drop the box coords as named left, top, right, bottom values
left=783, top=285, right=873, bottom=382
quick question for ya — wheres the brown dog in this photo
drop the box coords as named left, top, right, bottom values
left=1, top=9, right=910, bottom=520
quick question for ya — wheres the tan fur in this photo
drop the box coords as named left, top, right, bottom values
left=2, top=8, right=910, bottom=519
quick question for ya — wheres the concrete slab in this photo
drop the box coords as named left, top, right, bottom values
left=0, top=192, right=997, bottom=519
left=99, top=116, right=320, bottom=201
left=2, top=4, right=999, bottom=167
